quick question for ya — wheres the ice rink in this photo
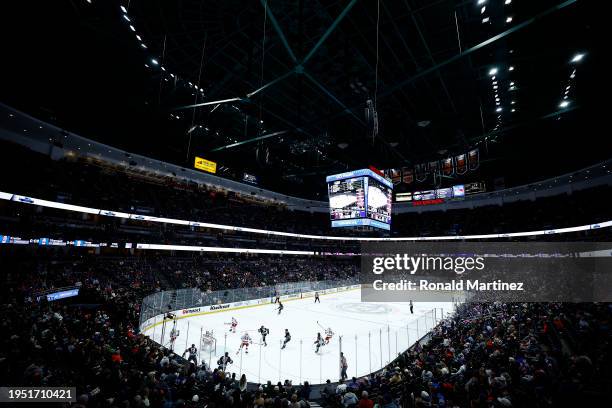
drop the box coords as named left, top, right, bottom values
left=145, top=288, right=452, bottom=385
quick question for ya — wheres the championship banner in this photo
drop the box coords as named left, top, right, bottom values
left=442, top=158, right=454, bottom=176
left=194, top=156, right=217, bottom=174
left=428, top=160, right=440, bottom=175
left=455, top=154, right=467, bottom=175
left=468, top=148, right=479, bottom=171
left=415, top=163, right=428, bottom=182
left=402, top=167, right=413, bottom=184
left=390, top=169, right=402, bottom=185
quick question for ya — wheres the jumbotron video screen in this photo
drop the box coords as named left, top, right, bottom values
left=326, top=169, right=393, bottom=230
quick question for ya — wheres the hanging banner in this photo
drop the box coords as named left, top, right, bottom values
left=442, top=158, right=454, bottom=176
left=415, top=163, right=428, bottom=182
left=468, top=148, right=480, bottom=171
left=429, top=160, right=440, bottom=176
left=402, top=167, right=414, bottom=184
left=390, top=169, right=402, bottom=185
left=455, top=154, right=467, bottom=175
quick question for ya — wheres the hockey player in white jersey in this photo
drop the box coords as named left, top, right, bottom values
left=237, top=332, right=252, bottom=354
left=228, top=317, right=238, bottom=333
left=324, top=327, right=334, bottom=344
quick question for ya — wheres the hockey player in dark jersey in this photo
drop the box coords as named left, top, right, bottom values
left=277, top=300, right=284, bottom=315
left=183, top=344, right=198, bottom=364
left=258, top=325, right=270, bottom=346
left=281, top=329, right=291, bottom=349
left=314, top=333, right=325, bottom=353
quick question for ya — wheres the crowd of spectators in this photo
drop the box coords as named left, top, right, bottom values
left=1, top=246, right=611, bottom=408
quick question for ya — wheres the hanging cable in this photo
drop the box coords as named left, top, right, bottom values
left=157, top=34, right=167, bottom=106
left=373, top=0, right=381, bottom=143
left=186, top=34, right=208, bottom=164
left=454, top=10, right=462, bottom=53
left=259, top=0, right=268, bottom=123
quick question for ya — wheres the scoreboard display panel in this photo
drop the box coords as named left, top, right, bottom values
left=326, top=169, right=393, bottom=230
left=328, top=177, right=366, bottom=221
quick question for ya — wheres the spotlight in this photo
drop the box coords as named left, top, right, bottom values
left=571, top=53, right=585, bottom=63
left=559, top=100, right=570, bottom=108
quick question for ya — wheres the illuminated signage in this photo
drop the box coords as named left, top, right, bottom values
left=194, top=156, right=217, bottom=174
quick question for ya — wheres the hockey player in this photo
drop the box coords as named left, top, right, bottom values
left=238, top=332, right=252, bottom=354
left=183, top=344, right=198, bottom=365
left=229, top=317, right=238, bottom=333
left=314, top=291, right=320, bottom=303
left=324, top=327, right=334, bottom=344
left=217, top=352, right=233, bottom=371
left=314, top=333, right=325, bottom=353
left=277, top=300, right=284, bottom=315
left=410, top=300, right=414, bottom=314
left=258, top=325, right=270, bottom=346
left=274, top=291, right=281, bottom=303
left=281, top=329, right=291, bottom=349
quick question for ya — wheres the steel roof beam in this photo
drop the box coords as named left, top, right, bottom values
left=302, top=0, right=359, bottom=65
left=260, top=0, right=298, bottom=64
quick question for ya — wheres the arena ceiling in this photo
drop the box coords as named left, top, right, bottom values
left=1, top=0, right=604, bottom=199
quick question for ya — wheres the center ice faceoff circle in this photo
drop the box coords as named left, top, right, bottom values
left=336, top=302, right=393, bottom=314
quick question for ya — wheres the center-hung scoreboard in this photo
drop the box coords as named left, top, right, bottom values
left=326, top=168, right=393, bottom=231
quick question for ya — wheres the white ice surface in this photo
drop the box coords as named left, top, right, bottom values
left=147, top=288, right=451, bottom=385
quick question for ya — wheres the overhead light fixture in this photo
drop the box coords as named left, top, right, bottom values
left=511, top=101, right=516, bottom=104
left=510, top=81, right=515, bottom=86
left=488, top=67, right=498, bottom=76
left=496, top=107, right=502, bottom=112
left=122, top=15, right=130, bottom=22
left=129, top=25, right=136, bottom=32
left=482, top=17, right=490, bottom=23
left=140, top=43, right=147, bottom=49
left=505, top=0, right=512, bottom=4
left=511, top=108, right=516, bottom=112
left=120, top=5, right=127, bottom=13
left=506, top=16, right=513, bottom=23
left=559, top=100, right=570, bottom=108
left=493, top=85, right=498, bottom=89
left=508, top=66, right=514, bottom=71
left=136, top=35, right=142, bottom=41
left=478, top=0, right=487, bottom=5
left=571, top=53, right=585, bottom=63
left=481, top=6, right=486, bottom=14
left=151, top=58, right=159, bottom=65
